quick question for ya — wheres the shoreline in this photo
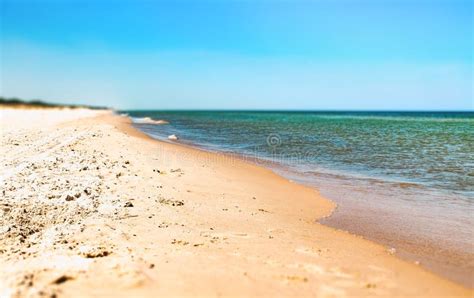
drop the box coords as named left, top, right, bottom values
left=109, top=113, right=474, bottom=291
left=126, top=122, right=340, bottom=220
left=0, top=108, right=471, bottom=296
left=131, top=117, right=474, bottom=287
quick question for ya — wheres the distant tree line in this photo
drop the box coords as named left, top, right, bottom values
left=0, top=96, right=108, bottom=110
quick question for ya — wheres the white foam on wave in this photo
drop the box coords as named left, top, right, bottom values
left=132, top=117, right=169, bottom=125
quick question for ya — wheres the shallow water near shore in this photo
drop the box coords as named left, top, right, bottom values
left=126, top=110, right=474, bottom=286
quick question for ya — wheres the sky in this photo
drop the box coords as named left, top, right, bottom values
left=0, top=0, right=472, bottom=110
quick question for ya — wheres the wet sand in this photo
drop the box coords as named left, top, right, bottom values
left=260, top=168, right=474, bottom=288
left=316, top=177, right=474, bottom=288
left=0, top=107, right=471, bottom=297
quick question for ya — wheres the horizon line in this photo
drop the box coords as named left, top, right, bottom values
left=118, top=108, right=474, bottom=113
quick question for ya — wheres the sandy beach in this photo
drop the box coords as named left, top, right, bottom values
left=0, top=108, right=471, bottom=297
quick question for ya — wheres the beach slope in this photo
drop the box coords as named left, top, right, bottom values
left=0, top=108, right=470, bottom=297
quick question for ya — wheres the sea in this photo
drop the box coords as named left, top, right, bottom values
left=125, top=110, right=474, bottom=286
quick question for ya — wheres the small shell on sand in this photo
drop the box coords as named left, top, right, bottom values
left=168, top=134, right=179, bottom=140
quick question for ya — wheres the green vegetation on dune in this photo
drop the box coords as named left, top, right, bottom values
left=0, top=97, right=108, bottom=110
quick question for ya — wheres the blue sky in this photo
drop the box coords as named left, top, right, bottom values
left=1, top=0, right=472, bottom=110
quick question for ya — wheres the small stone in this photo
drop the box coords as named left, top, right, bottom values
left=65, top=195, right=75, bottom=201
left=168, top=134, right=178, bottom=140
left=53, top=275, right=73, bottom=285
left=124, top=202, right=134, bottom=207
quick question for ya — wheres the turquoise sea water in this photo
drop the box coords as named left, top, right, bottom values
left=126, top=111, right=474, bottom=285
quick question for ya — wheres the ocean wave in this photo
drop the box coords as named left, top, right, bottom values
left=132, top=117, right=169, bottom=125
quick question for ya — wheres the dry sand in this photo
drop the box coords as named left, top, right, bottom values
left=0, top=108, right=471, bottom=297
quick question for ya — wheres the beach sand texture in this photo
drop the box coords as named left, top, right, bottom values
left=0, top=108, right=470, bottom=297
